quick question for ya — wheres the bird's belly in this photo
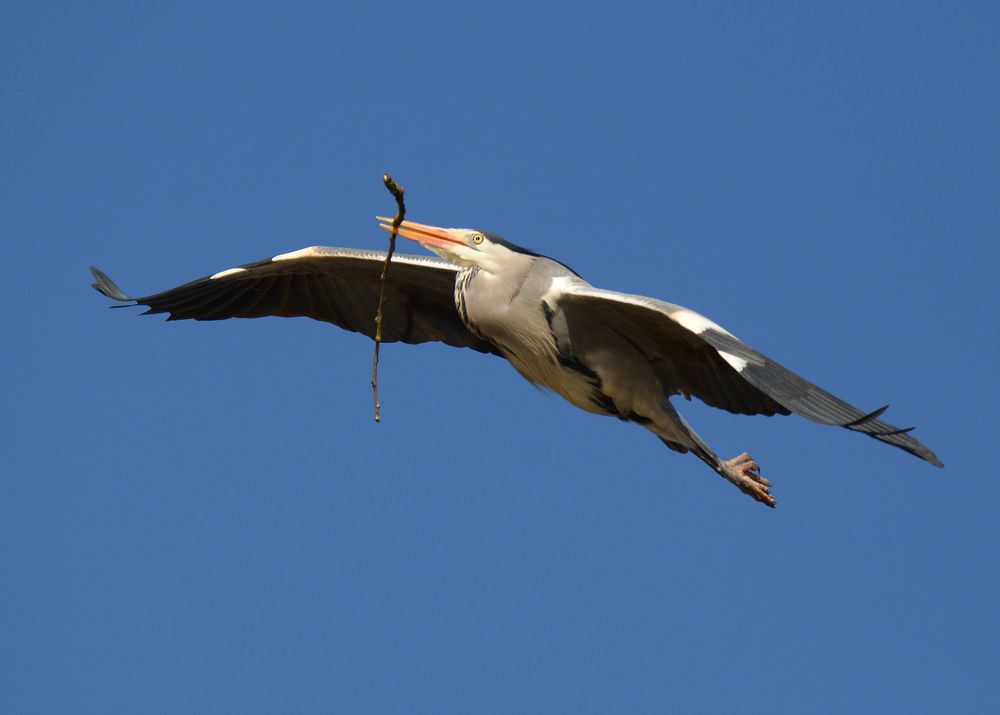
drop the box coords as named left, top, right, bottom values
left=503, top=349, right=611, bottom=415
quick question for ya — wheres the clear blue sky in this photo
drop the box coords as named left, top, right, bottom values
left=3, top=2, right=998, bottom=712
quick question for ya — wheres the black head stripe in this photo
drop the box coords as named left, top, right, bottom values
left=481, top=230, right=580, bottom=277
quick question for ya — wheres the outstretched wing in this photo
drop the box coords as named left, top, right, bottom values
left=91, top=246, right=502, bottom=355
left=547, top=279, right=942, bottom=467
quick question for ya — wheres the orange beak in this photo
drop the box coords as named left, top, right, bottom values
left=376, top=217, right=466, bottom=250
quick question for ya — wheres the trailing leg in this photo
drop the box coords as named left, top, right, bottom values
left=652, top=404, right=776, bottom=508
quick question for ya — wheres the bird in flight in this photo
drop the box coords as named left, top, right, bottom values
left=91, top=218, right=941, bottom=506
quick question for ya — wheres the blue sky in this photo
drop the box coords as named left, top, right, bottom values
left=3, top=2, right=998, bottom=712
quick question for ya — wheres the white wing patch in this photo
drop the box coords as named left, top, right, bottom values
left=542, top=277, right=759, bottom=375
left=717, top=350, right=748, bottom=372
left=670, top=308, right=733, bottom=337
left=542, top=275, right=588, bottom=303
left=210, top=267, right=249, bottom=280
left=271, top=246, right=328, bottom=262
left=268, top=246, right=461, bottom=272
left=545, top=280, right=739, bottom=341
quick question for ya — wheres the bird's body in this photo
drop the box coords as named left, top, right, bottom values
left=454, top=254, right=600, bottom=413
left=91, top=219, right=942, bottom=507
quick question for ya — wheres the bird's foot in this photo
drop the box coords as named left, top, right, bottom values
left=720, top=452, right=776, bottom=508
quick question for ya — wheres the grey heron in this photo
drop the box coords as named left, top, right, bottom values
left=90, top=218, right=942, bottom=507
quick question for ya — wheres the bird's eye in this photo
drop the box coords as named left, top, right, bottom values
left=471, top=233, right=485, bottom=245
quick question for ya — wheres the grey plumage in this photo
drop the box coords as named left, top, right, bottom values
left=90, top=219, right=942, bottom=507
left=92, top=248, right=498, bottom=354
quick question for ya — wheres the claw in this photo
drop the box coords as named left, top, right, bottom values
left=721, top=452, right=776, bottom=507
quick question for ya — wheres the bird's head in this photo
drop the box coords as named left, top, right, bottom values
left=376, top=217, right=536, bottom=274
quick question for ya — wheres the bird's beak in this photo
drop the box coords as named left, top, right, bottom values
left=376, top=217, right=466, bottom=250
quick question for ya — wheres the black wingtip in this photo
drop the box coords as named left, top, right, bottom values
left=870, top=425, right=916, bottom=437
left=89, top=266, right=133, bottom=302
left=844, top=404, right=890, bottom=429
left=841, top=404, right=944, bottom=467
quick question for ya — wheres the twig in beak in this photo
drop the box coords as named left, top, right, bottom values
left=371, top=172, right=406, bottom=423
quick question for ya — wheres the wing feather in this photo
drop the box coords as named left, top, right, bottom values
left=90, top=247, right=501, bottom=355
left=551, top=282, right=941, bottom=467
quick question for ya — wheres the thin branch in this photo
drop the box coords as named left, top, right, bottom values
left=371, top=172, right=406, bottom=423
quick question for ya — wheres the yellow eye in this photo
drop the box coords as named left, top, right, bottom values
left=471, top=233, right=485, bottom=245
